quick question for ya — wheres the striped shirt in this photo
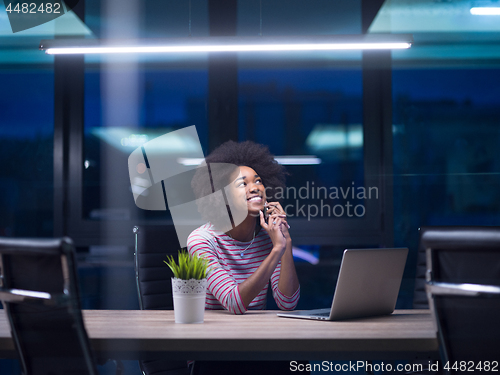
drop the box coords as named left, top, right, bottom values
left=187, top=222, right=300, bottom=315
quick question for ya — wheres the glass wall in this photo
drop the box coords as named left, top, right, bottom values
left=238, top=69, right=364, bottom=221
left=237, top=67, right=369, bottom=310
left=392, top=68, right=500, bottom=301
left=0, top=66, right=54, bottom=375
left=83, top=65, right=209, bottom=222
left=74, top=0, right=366, bottom=315
left=0, top=68, right=54, bottom=238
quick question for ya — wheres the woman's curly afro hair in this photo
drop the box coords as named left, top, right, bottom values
left=191, top=140, right=288, bottom=225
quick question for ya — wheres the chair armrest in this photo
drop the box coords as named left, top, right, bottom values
left=426, top=281, right=500, bottom=297
left=0, top=287, right=67, bottom=304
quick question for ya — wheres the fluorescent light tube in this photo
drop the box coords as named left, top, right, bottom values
left=470, top=7, right=500, bottom=15
left=177, top=156, right=322, bottom=166
left=43, top=43, right=411, bottom=54
left=40, top=35, right=412, bottom=55
left=274, top=156, right=322, bottom=165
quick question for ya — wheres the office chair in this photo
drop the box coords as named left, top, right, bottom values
left=0, top=237, right=98, bottom=375
left=133, top=225, right=189, bottom=375
left=422, top=227, right=500, bottom=371
left=413, top=227, right=431, bottom=309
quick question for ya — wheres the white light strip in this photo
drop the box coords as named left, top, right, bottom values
left=177, top=156, right=322, bottom=166
left=44, top=42, right=411, bottom=55
left=275, top=156, right=322, bottom=165
left=470, top=7, right=500, bottom=15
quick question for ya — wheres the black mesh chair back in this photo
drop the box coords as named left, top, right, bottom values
left=422, top=227, right=500, bottom=370
left=133, top=226, right=188, bottom=375
left=426, top=283, right=500, bottom=366
left=0, top=237, right=97, bottom=375
left=134, top=225, right=180, bottom=310
left=422, top=226, right=500, bottom=286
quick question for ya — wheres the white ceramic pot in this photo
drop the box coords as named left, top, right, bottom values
left=171, top=278, right=207, bottom=324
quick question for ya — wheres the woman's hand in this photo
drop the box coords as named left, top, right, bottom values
left=264, top=202, right=290, bottom=242
left=263, top=202, right=299, bottom=301
left=260, top=209, right=287, bottom=255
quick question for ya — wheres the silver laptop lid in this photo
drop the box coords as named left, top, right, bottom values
left=328, top=248, right=408, bottom=320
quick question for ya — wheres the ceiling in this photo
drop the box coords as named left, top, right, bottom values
left=371, top=0, right=500, bottom=67
left=1, top=0, right=500, bottom=68
left=0, top=0, right=91, bottom=64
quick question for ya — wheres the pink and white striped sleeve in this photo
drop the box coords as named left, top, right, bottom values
left=270, top=261, right=300, bottom=310
left=187, top=233, right=247, bottom=315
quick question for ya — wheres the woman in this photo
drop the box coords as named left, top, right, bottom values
left=187, top=140, right=305, bottom=375
left=187, top=140, right=300, bottom=314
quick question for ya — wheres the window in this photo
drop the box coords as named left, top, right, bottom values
left=83, top=66, right=209, bottom=223
left=393, top=68, right=500, bottom=247
left=238, top=68, right=365, bottom=221
left=0, top=68, right=54, bottom=237
left=392, top=68, right=500, bottom=306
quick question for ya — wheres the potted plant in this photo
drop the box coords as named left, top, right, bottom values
left=164, top=250, right=209, bottom=324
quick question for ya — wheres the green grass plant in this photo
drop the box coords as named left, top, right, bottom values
left=164, top=250, right=209, bottom=280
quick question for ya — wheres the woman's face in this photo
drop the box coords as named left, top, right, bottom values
left=228, top=166, right=267, bottom=216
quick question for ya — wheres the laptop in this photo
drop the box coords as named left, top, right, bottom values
left=277, top=248, right=408, bottom=321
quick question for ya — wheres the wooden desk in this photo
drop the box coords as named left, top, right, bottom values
left=0, top=309, right=438, bottom=361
